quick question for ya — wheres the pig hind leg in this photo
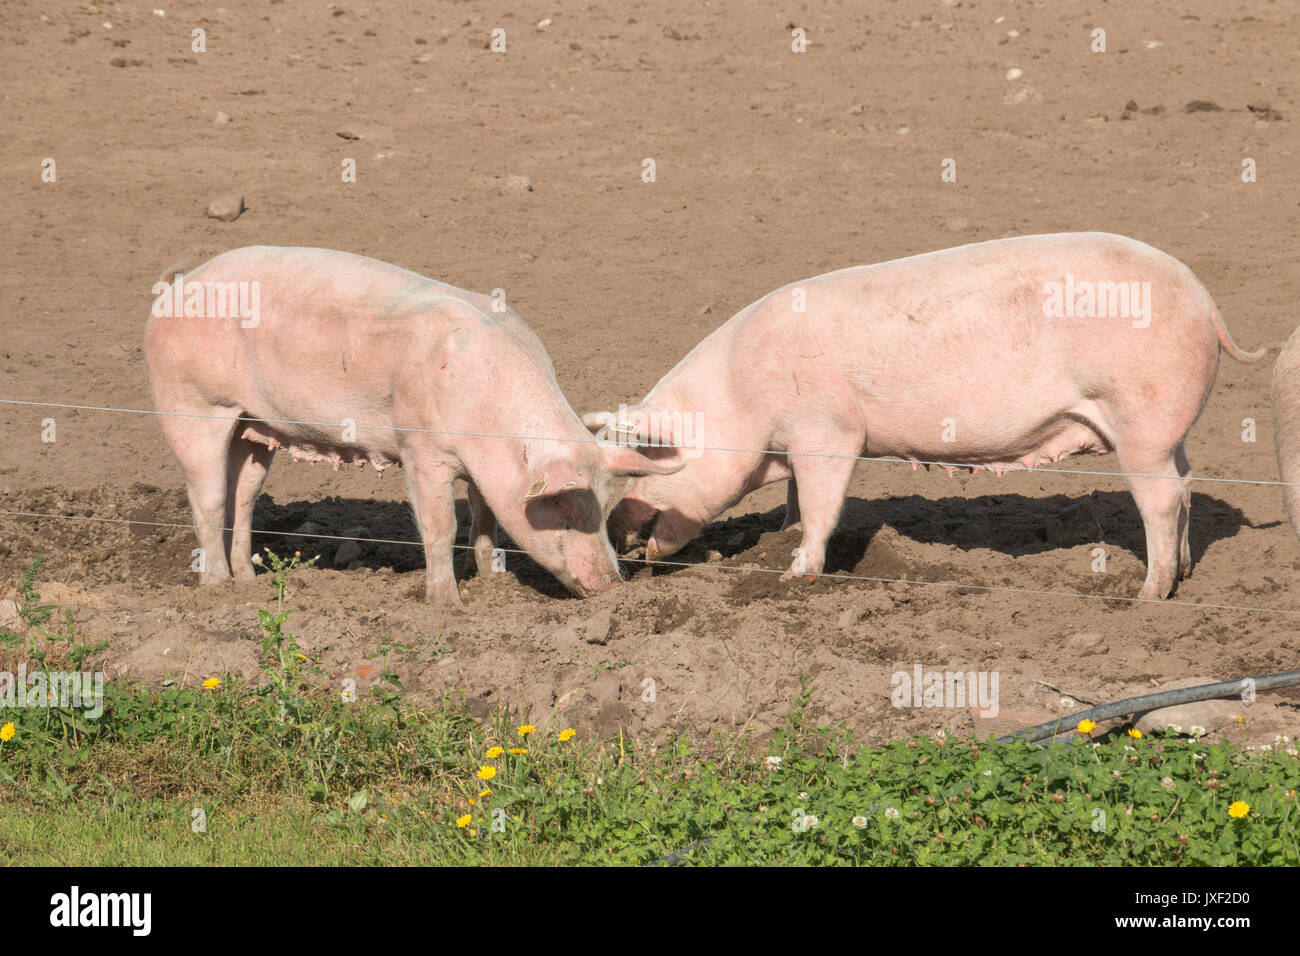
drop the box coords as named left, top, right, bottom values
left=780, top=478, right=801, bottom=531
left=1174, top=444, right=1193, bottom=578
left=156, top=407, right=242, bottom=583
left=226, top=436, right=275, bottom=580
left=779, top=442, right=860, bottom=581
left=466, top=480, right=498, bottom=578
left=1118, top=445, right=1186, bottom=600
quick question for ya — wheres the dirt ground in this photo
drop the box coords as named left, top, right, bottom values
left=3, top=0, right=1299, bottom=749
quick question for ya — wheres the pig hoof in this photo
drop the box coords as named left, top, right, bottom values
left=1137, top=582, right=1173, bottom=601
left=779, top=570, right=821, bottom=583
left=425, top=582, right=465, bottom=606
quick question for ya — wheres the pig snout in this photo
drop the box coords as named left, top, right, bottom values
left=553, top=543, right=623, bottom=597
left=607, top=494, right=659, bottom=552
left=610, top=497, right=700, bottom=563
left=572, top=566, right=623, bottom=597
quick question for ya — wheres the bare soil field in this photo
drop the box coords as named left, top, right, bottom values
left=2, top=0, right=1299, bottom=747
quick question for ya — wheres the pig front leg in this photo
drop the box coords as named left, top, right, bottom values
left=779, top=440, right=860, bottom=582
left=405, top=462, right=463, bottom=605
left=466, top=479, right=498, bottom=577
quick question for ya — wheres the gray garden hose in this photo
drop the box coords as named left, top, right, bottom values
left=995, top=669, right=1300, bottom=744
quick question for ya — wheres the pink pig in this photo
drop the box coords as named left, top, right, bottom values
left=144, top=246, right=679, bottom=604
left=585, top=233, right=1264, bottom=600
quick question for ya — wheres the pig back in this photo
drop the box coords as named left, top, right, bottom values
left=734, top=234, right=1219, bottom=431
left=145, top=246, right=551, bottom=451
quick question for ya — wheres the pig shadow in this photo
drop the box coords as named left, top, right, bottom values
left=249, top=493, right=579, bottom=600
left=248, top=489, right=1267, bottom=597
left=634, top=489, right=1264, bottom=579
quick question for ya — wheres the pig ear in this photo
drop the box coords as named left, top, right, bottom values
left=583, top=405, right=676, bottom=446
left=600, top=444, right=686, bottom=477
left=584, top=404, right=688, bottom=476
left=582, top=410, right=640, bottom=446
left=523, top=458, right=592, bottom=502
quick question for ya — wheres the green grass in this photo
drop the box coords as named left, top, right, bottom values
left=1, top=556, right=1297, bottom=865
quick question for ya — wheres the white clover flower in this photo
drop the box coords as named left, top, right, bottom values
left=765, top=755, right=782, bottom=769
left=852, top=815, right=868, bottom=829
left=1170, top=725, right=1183, bottom=735
left=885, top=807, right=900, bottom=820
left=1112, top=770, right=1122, bottom=778
left=1193, top=752, right=1206, bottom=761
left=1161, top=777, right=1174, bottom=790
left=804, top=815, right=818, bottom=829
left=982, top=769, right=993, bottom=776
left=798, top=791, right=809, bottom=802
left=1190, top=726, right=1206, bottom=738
left=1285, top=748, right=1298, bottom=757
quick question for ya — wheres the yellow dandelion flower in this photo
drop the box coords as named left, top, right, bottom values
left=468, top=828, right=476, bottom=836
left=468, top=798, right=475, bottom=807
left=476, top=765, right=497, bottom=781
left=1127, top=728, right=1142, bottom=739
left=518, top=724, right=536, bottom=736
left=478, top=788, right=492, bottom=797
left=559, top=728, right=576, bottom=742
left=295, top=653, right=307, bottom=660
left=1077, top=719, right=1097, bottom=734
left=202, top=677, right=220, bottom=690
left=486, top=746, right=504, bottom=759
left=1228, top=801, right=1250, bottom=819
left=456, top=814, right=471, bottom=828
left=0, top=722, right=14, bottom=743
left=509, top=747, right=528, bottom=755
